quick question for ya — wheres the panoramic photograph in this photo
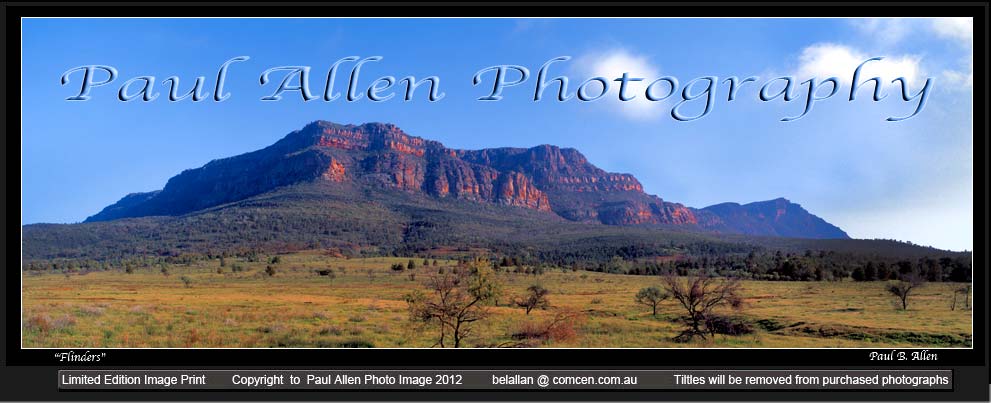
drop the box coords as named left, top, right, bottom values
left=21, top=17, right=973, bottom=348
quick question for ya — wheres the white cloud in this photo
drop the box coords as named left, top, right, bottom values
left=573, top=49, right=664, bottom=120
left=931, top=17, right=973, bottom=43
left=794, top=43, right=924, bottom=84
left=941, top=67, right=973, bottom=87
left=844, top=18, right=973, bottom=91
left=852, top=18, right=910, bottom=44
left=928, top=18, right=974, bottom=90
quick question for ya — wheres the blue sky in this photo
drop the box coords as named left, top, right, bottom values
left=21, top=18, right=974, bottom=251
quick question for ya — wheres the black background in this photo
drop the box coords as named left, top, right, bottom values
left=2, top=2, right=988, bottom=401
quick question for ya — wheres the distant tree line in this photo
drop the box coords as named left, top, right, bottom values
left=24, top=245, right=971, bottom=283
left=571, top=250, right=971, bottom=282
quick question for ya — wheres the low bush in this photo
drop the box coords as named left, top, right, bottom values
left=704, top=315, right=754, bottom=337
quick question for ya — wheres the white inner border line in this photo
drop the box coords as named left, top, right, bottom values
left=18, top=15, right=977, bottom=350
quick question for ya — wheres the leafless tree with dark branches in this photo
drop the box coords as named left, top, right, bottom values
left=660, top=272, right=743, bottom=342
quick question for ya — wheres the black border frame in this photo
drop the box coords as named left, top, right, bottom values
left=3, top=2, right=988, bottom=401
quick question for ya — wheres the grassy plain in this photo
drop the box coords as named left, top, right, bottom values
left=21, top=251, right=973, bottom=348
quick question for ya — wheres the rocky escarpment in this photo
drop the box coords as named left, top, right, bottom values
left=84, top=120, right=848, bottom=240
left=312, top=122, right=552, bottom=211
left=456, top=144, right=695, bottom=225
left=86, top=121, right=554, bottom=222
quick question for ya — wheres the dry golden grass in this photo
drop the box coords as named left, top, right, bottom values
left=21, top=253, right=973, bottom=348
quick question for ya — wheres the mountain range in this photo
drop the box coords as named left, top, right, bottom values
left=84, top=121, right=848, bottom=240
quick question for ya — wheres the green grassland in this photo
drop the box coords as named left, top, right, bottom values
left=22, top=252, right=972, bottom=348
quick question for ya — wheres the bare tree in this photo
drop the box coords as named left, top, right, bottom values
left=513, top=284, right=550, bottom=315
left=887, top=274, right=924, bottom=310
left=951, top=284, right=971, bottom=311
left=661, top=272, right=743, bottom=341
left=404, top=265, right=501, bottom=347
left=634, top=286, right=669, bottom=317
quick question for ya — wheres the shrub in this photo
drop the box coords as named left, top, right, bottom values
left=333, top=339, right=375, bottom=348
left=511, top=321, right=546, bottom=340
left=704, top=315, right=754, bottom=337
left=510, top=309, right=586, bottom=344
left=318, top=326, right=344, bottom=336
left=25, top=314, right=76, bottom=333
left=25, top=315, right=52, bottom=332
left=78, top=306, right=105, bottom=316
